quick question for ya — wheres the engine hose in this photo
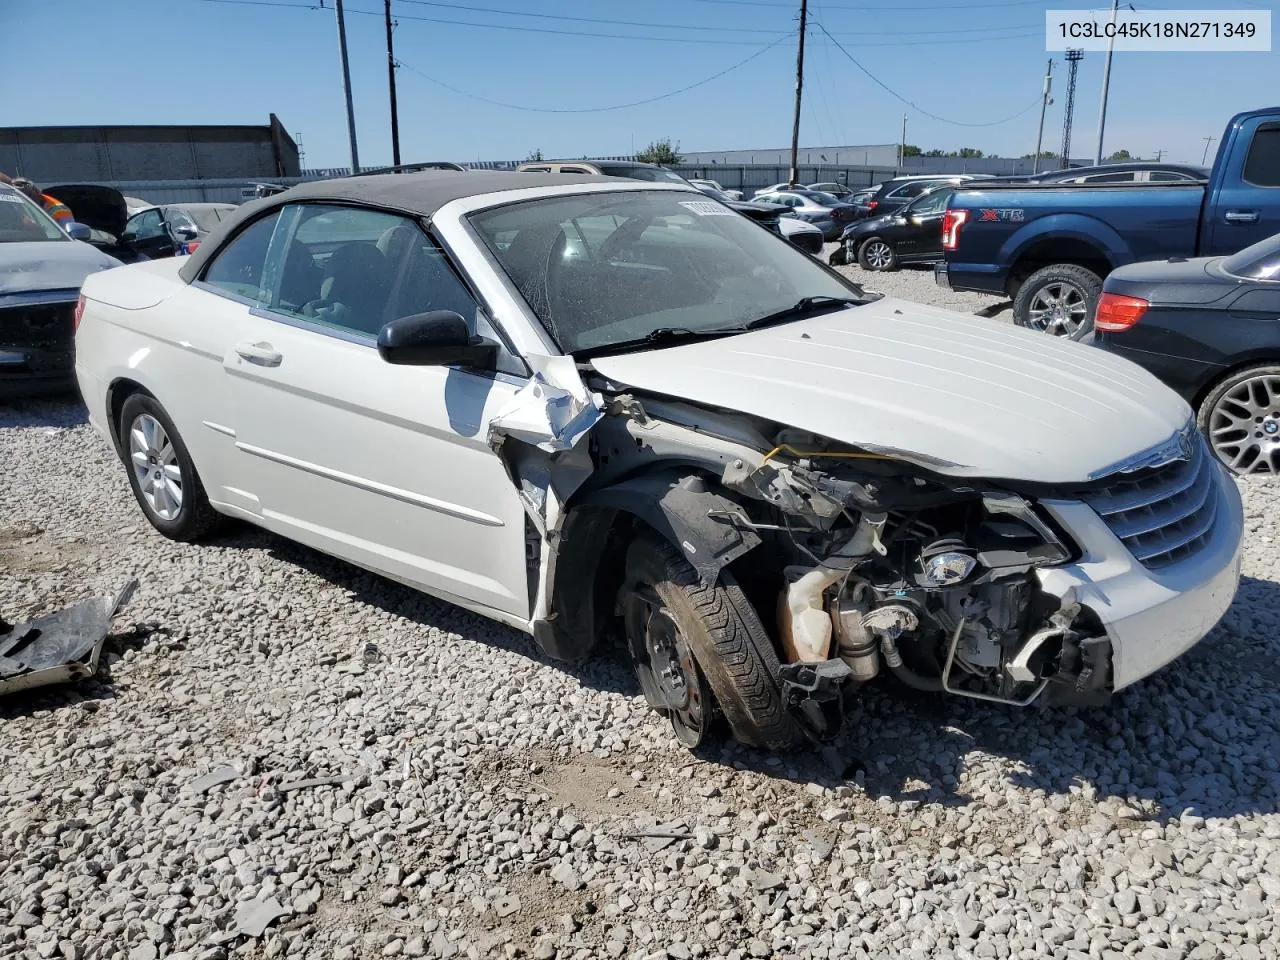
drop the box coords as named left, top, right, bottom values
left=879, top=635, right=943, bottom=692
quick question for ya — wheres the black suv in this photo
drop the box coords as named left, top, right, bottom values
left=855, top=175, right=976, bottom=220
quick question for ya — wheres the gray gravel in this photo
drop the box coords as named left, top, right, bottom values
left=825, top=243, right=1009, bottom=315
left=2, top=308, right=1279, bottom=958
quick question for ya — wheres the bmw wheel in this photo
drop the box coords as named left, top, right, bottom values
left=1198, top=364, right=1280, bottom=475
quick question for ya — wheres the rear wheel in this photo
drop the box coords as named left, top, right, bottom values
left=621, top=534, right=803, bottom=751
left=858, top=237, right=898, bottom=271
left=1013, top=264, right=1102, bottom=340
left=119, top=394, right=222, bottom=541
left=1198, top=364, right=1280, bottom=475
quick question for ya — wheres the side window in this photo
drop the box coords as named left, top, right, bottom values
left=560, top=166, right=593, bottom=174
left=1243, top=124, right=1280, bottom=187
left=1149, top=171, right=1190, bottom=182
left=1081, top=172, right=1135, bottom=183
left=202, top=211, right=282, bottom=301
left=262, top=203, right=480, bottom=342
left=521, top=165, right=551, bottom=173
left=123, top=209, right=163, bottom=242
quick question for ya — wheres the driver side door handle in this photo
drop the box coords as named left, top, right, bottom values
left=1224, top=210, right=1259, bottom=224
left=235, top=341, right=283, bottom=367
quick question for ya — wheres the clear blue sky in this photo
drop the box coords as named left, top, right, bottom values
left=3, top=0, right=1276, bottom=168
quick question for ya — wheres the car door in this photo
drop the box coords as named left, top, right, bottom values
left=220, top=202, right=533, bottom=620
left=895, top=188, right=953, bottom=261
left=1204, top=120, right=1280, bottom=256
left=121, top=208, right=178, bottom=259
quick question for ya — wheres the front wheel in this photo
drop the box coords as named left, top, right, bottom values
left=621, top=534, right=803, bottom=751
left=858, top=237, right=899, bottom=271
left=1198, top=364, right=1280, bottom=475
left=119, top=394, right=223, bottom=541
left=1013, top=264, right=1102, bottom=339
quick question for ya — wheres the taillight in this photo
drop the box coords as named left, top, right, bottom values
left=941, top=209, right=968, bottom=250
left=1094, top=292, right=1149, bottom=332
left=866, top=200, right=878, bottom=212
left=73, top=294, right=86, bottom=332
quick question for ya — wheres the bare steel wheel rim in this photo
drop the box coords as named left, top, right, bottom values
left=624, top=584, right=709, bottom=747
left=864, top=240, right=893, bottom=270
left=129, top=414, right=184, bottom=520
left=1209, top=375, right=1280, bottom=474
left=1027, top=281, right=1088, bottom=336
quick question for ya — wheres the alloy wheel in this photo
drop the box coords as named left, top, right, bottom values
left=1027, top=282, right=1088, bottom=336
left=863, top=241, right=894, bottom=270
left=1208, top=375, right=1280, bottom=474
left=129, top=413, right=184, bottom=520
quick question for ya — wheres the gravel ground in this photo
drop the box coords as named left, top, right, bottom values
left=2, top=299, right=1279, bottom=959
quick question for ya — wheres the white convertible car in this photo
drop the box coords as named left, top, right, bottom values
left=75, top=172, right=1243, bottom=749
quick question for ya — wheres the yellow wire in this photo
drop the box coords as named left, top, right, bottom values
left=761, top=444, right=898, bottom=465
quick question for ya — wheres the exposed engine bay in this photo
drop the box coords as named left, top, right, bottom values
left=490, top=378, right=1115, bottom=745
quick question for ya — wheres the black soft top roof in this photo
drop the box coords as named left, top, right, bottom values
left=178, top=170, right=626, bottom=283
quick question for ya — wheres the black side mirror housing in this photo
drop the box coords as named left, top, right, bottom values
left=377, top=311, right=498, bottom=368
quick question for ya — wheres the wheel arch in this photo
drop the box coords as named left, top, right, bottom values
left=1003, top=219, right=1121, bottom=298
left=1192, top=355, right=1280, bottom=413
left=105, top=377, right=157, bottom=460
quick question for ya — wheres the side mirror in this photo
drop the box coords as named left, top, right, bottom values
left=65, top=222, right=92, bottom=241
left=171, top=224, right=198, bottom=242
left=377, top=311, right=498, bottom=368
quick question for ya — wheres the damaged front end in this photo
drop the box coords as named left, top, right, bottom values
left=487, top=361, right=1111, bottom=746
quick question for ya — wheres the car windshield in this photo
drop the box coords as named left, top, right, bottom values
left=606, top=166, right=687, bottom=184
left=179, top=206, right=225, bottom=232
left=1222, top=233, right=1280, bottom=280
left=470, top=190, right=866, bottom=356
left=0, top=187, right=68, bottom=242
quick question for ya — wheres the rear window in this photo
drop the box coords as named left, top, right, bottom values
left=1242, top=124, right=1280, bottom=187
left=605, top=166, right=687, bottom=184
left=1223, top=233, right=1280, bottom=280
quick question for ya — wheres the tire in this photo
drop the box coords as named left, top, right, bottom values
left=119, top=394, right=223, bottom=541
left=1197, top=364, right=1280, bottom=475
left=621, top=534, right=804, bottom=751
left=1013, top=264, right=1102, bottom=340
left=858, top=237, right=899, bottom=271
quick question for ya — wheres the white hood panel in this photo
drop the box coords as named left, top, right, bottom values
left=590, top=299, right=1190, bottom=484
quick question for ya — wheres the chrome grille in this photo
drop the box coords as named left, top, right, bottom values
left=1081, top=435, right=1219, bottom=569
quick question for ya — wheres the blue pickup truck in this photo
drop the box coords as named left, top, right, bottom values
left=936, top=107, right=1280, bottom=339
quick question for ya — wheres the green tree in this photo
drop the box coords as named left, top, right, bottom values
left=923, top=148, right=948, bottom=158
left=901, top=144, right=922, bottom=157
left=636, top=138, right=683, bottom=165
left=1107, top=148, right=1133, bottom=161
left=524, top=148, right=544, bottom=162
left=1021, top=150, right=1058, bottom=159
left=955, top=147, right=985, bottom=159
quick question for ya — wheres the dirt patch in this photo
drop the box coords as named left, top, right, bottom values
left=0, top=523, right=101, bottom=580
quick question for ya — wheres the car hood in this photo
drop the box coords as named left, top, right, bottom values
left=589, top=299, right=1191, bottom=484
left=46, top=184, right=128, bottom=238
left=0, top=241, right=120, bottom=297
left=778, top=218, right=822, bottom=236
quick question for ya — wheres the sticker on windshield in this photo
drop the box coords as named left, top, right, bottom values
left=0, top=194, right=23, bottom=203
left=679, top=200, right=736, bottom=217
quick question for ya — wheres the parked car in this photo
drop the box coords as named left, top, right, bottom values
left=777, top=216, right=824, bottom=255
left=1092, top=232, right=1280, bottom=475
left=846, top=186, right=878, bottom=207
left=44, top=184, right=151, bottom=264
left=837, top=184, right=955, bottom=270
left=994, top=162, right=1210, bottom=186
left=0, top=183, right=120, bottom=396
left=75, top=171, right=1243, bottom=750
left=807, top=181, right=854, bottom=199
left=752, top=189, right=860, bottom=240
left=354, top=161, right=468, bottom=176
left=938, top=107, right=1280, bottom=339
left=688, top=178, right=743, bottom=200
left=856, top=175, right=976, bottom=220
left=123, top=203, right=239, bottom=258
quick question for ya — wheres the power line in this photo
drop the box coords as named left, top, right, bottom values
left=814, top=21, right=1043, bottom=127
left=693, top=0, right=1051, bottom=9
left=395, top=34, right=790, bottom=113
left=394, top=0, right=787, bottom=33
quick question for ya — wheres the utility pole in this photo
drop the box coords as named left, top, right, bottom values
left=1032, top=58, right=1054, bottom=175
left=1060, top=49, right=1083, bottom=169
left=335, top=0, right=360, bottom=173
left=1154, top=148, right=1166, bottom=161
left=1094, top=0, right=1119, bottom=165
left=385, top=0, right=401, bottom=167
left=1201, top=136, right=1217, bottom=165
left=899, top=114, right=907, bottom=173
left=788, top=0, right=808, bottom=187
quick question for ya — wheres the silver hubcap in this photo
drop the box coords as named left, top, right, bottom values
left=129, top=414, right=184, bottom=520
left=1208, top=375, right=1280, bottom=474
left=1027, top=282, right=1088, bottom=336
left=864, top=241, right=893, bottom=270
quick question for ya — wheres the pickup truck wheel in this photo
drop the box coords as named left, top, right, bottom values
left=621, top=534, right=804, bottom=751
left=1014, top=264, right=1102, bottom=339
left=1198, top=364, right=1280, bottom=475
left=858, top=237, right=898, bottom=271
